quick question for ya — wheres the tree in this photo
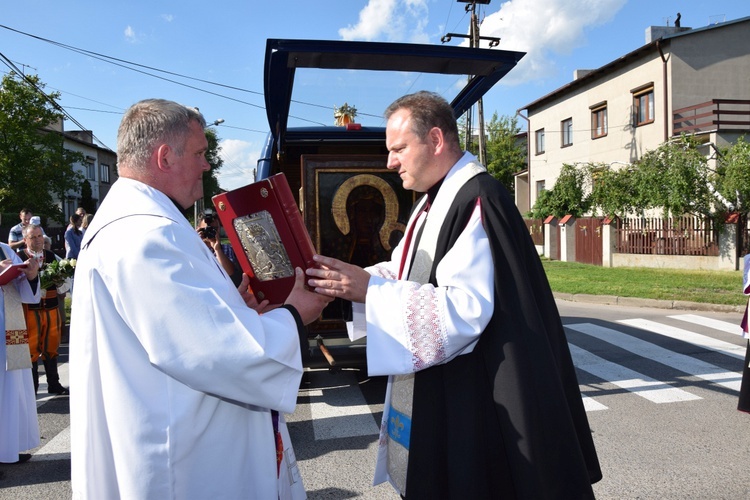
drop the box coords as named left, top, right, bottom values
left=714, top=136, right=750, bottom=212
left=182, top=126, right=224, bottom=222
left=529, top=163, right=590, bottom=218
left=0, top=72, right=84, bottom=223
left=588, top=163, right=639, bottom=217
left=457, top=115, right=478, bottom=157
left=484, top=113, right=526, bottom=194
left=633, top=135, right=712, bottom=217
left=202, top=127, right=224, bottom=204
left=79, top=179, right=96, bottom=215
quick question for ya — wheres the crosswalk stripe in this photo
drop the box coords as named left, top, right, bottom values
left=568, top=344, right=702, bottom=403
left=34, top=425, right=70, bottom=461
left=301, top=370, right=380, bottom=440
left=36, top=362, right=69, bottom=407
left=581, top=395, right=608, bottom=412
left=617, top=318, right=745, bottom=359
left=568, top=323, right=741, bottom=391
left=668, top=314, right=744, bottom=336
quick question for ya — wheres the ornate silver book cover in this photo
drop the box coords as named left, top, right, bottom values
left=233, top=210, right=294, bottom=281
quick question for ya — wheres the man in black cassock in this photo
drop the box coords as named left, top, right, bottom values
left=307, top=91, right=602, bottom=499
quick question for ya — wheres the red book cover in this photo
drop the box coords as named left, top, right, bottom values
left=212, top=173, right=316, bottom=304
left=0, top=263, right=28, bottom=286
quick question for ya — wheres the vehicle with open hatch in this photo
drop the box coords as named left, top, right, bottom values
left=252, top=37, right=524, bottom=369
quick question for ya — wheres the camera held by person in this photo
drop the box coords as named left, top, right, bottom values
left=199, top=211, right=217, bottom=240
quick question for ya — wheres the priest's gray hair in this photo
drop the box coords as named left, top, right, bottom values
left=384, top=91, right=460, bottom=150
left=117, top=99, right=206, bottom=173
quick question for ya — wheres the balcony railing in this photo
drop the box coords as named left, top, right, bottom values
left=673, top=99, right=750, bottom=136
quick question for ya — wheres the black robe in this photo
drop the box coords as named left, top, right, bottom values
left=404, top=172, right=602, bottom=499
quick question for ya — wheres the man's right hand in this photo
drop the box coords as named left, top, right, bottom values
left=285, top=268, right=333, bottom=325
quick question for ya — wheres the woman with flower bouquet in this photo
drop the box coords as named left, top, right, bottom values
left=17, top=224, right=74, bottom=395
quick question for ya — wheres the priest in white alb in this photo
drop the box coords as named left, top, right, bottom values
left=70, top=99, right=331, bottom=499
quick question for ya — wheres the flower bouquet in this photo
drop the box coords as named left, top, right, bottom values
left=40, top=258, right=76, bottom=293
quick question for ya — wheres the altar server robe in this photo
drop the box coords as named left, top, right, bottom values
left=0, top=243, right=40, bottom=463
left=70, top=178, right=305, bottom=499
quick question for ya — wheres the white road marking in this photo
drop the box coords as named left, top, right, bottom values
left=618, top=318, right=745, bottom=359
left=301, top=370, right=380, bottom=440
left=568, top=323, right=741, bottom=391
left=668, top=314, right=744, bottom=337
left=33, top=426, right=70, bottom=461
left=569, top=343, right=702, bottom=403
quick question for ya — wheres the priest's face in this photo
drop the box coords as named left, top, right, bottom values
left=165, top=120, right=211, bottom=208
left=385, top=109, right=441, bottom=193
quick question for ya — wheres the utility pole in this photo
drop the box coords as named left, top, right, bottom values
left=442, top=0, right=499, bottom=165
left=470, top=3, right=487, bottom=166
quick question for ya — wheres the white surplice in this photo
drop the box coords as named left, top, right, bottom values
left=349, top=154, right=496, bottom=489
left=0, top=242, right=41, bottom=463
left=70, top=178, right=306, bottom=499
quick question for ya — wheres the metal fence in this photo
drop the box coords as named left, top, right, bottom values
left=615, top=216, right=719, bottom=256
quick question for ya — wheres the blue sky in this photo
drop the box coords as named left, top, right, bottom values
left=1, top=1, right=747, bottom=190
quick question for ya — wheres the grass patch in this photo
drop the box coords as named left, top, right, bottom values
left=541, top=260, right=745, bottom=306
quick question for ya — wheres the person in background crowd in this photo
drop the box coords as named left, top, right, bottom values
left=197, top=209, right=242, bottom=286
left=64, top=214, right=83, bottom=260
left=738, top=253, right=750, bottom=413
left=307, top=91, right=601, bottom=499
left=28, top=216, right=47, bottom=236
left=81, top=213, right=94, bottom=235
left=18, top=224, right=70, bottom=395
left=0, top=242, right=40, bottom=464
left=8, top=209, right=33, bottom=251
left=70, top=98, right=331, bottom=499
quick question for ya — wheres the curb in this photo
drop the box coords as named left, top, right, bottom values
left=553, top=292, right=744, bottom=314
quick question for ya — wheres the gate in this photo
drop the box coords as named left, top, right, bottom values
left=575, top=217, right=603, bottom=266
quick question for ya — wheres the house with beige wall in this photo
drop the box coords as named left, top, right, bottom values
left=515, top=15, right=750, bottom=214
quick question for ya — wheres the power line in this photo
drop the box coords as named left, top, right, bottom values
left=0, top=24, right=359, bottom=126
left=0, top=52, right=112, bottom=150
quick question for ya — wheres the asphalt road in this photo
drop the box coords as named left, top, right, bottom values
left=1, top=300, right=749, bottom=499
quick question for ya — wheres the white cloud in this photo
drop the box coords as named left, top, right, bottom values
left=124, top=26, right=137, bottom=43
left=216, top=139, right=260, bottom=191
left=478, top=0, right=627, bottom=85
left=161, top=14, right=174, bottom=23
left=339, top=0, right=430, bottom=43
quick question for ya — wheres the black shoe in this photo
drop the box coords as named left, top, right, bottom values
left=47, top=385, right=70, bottom=395
left=14, top=454, right=31, bottom=464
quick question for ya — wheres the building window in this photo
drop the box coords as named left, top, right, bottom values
left=591, top=103, right=607, bottom=139
left=535, top=128, right=545, bottom=154
left=100, top=164, right=110, bottom=184
left=536, top=180, right=546, bottom=198
left=632, top=84, right=655, bottom=126
left=85, top=158, right=96, bottom=180
left=561, top=118, right=573, bottom=147
left=65, top=198, right=76, bottom=220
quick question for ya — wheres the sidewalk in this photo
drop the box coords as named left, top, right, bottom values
left=553, top=292, right=745, bottom=314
